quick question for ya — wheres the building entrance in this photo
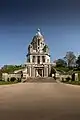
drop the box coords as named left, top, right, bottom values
left=35, top=68, right=44, bottom=77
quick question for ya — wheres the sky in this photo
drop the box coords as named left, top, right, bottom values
left=0, top=0, right=80, bottom=67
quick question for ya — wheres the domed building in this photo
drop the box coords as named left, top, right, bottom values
left=2, top=29, right=56, bottom=82
left=24, top=29, right=55, bottom=78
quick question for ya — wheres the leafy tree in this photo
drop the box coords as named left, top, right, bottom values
left=76, top=55, right=80, bottom=67
left=56, top=59, right=67, bottom=67
left=64, top=51, right=76, bottom=67
left=0, top=65, right=25, bottom=74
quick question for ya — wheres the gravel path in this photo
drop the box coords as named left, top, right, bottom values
left=0, top=82, right=80, bottom=120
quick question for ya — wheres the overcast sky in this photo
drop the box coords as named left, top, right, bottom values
left=0, top=0, right=80, bottom=67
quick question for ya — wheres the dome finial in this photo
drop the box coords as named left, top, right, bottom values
left=36, top=28, right=42, bottom=36
left=37, top=28, right=40, bottom=32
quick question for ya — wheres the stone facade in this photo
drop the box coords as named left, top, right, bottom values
left=24, top=29, right=55, bottom=78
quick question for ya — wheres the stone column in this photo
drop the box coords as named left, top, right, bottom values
left=48, top=65, right=51, bottom=76
left=27, top=66, right=29, bottom=76
left=42, top=69, right=44, bottom=77
left=75, top=73, right=78, bottom=81
left=45, top=56, right=47, bottom=63
left=34, top=68, right=35, bottom=77
left=46, top=66, right=48, bottom=77
left=30, top=55, right=32, bottom=63
left=31, top=66, right=35, bottom=77
left=35, top=56, right=37, bottom=64
left=31, top=66, right=32, bottom=77
left=44, top=65, right=48, bottom=77
left=40, top=56, right=42, bottom=64
left=29, top=65, right=31, bottom=77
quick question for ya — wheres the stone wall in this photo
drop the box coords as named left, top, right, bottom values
left=2, top=73, right=21, bottom=81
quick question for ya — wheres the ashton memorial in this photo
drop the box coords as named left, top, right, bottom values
left=24, top=28, right=55, bottom=78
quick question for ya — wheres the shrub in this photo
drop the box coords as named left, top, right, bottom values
left=66, top=77, right=71, bottom=82
left=17, top=78, right=21, bottom=82
left=7, top=78, right=9, bottom=82
left=62, top=77, right=65, bottom=82
left=78, top=73, right=80, bottom=81
left=10, top=77, right=16, bottom=82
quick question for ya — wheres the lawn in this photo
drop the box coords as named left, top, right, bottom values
left=62, top=80, right=80, bottom=85
left=0, top=81, right=18, bottom=85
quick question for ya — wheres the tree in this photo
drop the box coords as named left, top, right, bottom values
left=56, top=59, right=67, bottom=67
left=64, top=51, right=76, bottom=67
left=76, top=55, right=80, bottom=67
left=1, top=65, right=25, bottom=74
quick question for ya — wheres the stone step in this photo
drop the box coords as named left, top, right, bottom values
left=23, top=77, right=56, bottom=83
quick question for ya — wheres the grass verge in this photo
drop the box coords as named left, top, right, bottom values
left=0, top=81, right=18, bottom=85
left=62, top=80, right=80, bottom=85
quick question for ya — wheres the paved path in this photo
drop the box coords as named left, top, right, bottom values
left=0, top=82, right=80, bottom=120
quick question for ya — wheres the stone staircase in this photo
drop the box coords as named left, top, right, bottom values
left=22, top=77, right=56, bottom=83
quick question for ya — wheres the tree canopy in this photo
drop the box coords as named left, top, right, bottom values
left=76, top=55, right=80, bottom=68
left=56, top=59, right=67, bottom=67
left=1, top=65, right=24, bottom=73
left=64, top=51, right=76, bottom=67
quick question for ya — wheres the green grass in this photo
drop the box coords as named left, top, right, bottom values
left=62, top=80, right=80, bottom=85
left=55, top=67, right=71, bottom=73
left=0, top=81, right=18, bottom=85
